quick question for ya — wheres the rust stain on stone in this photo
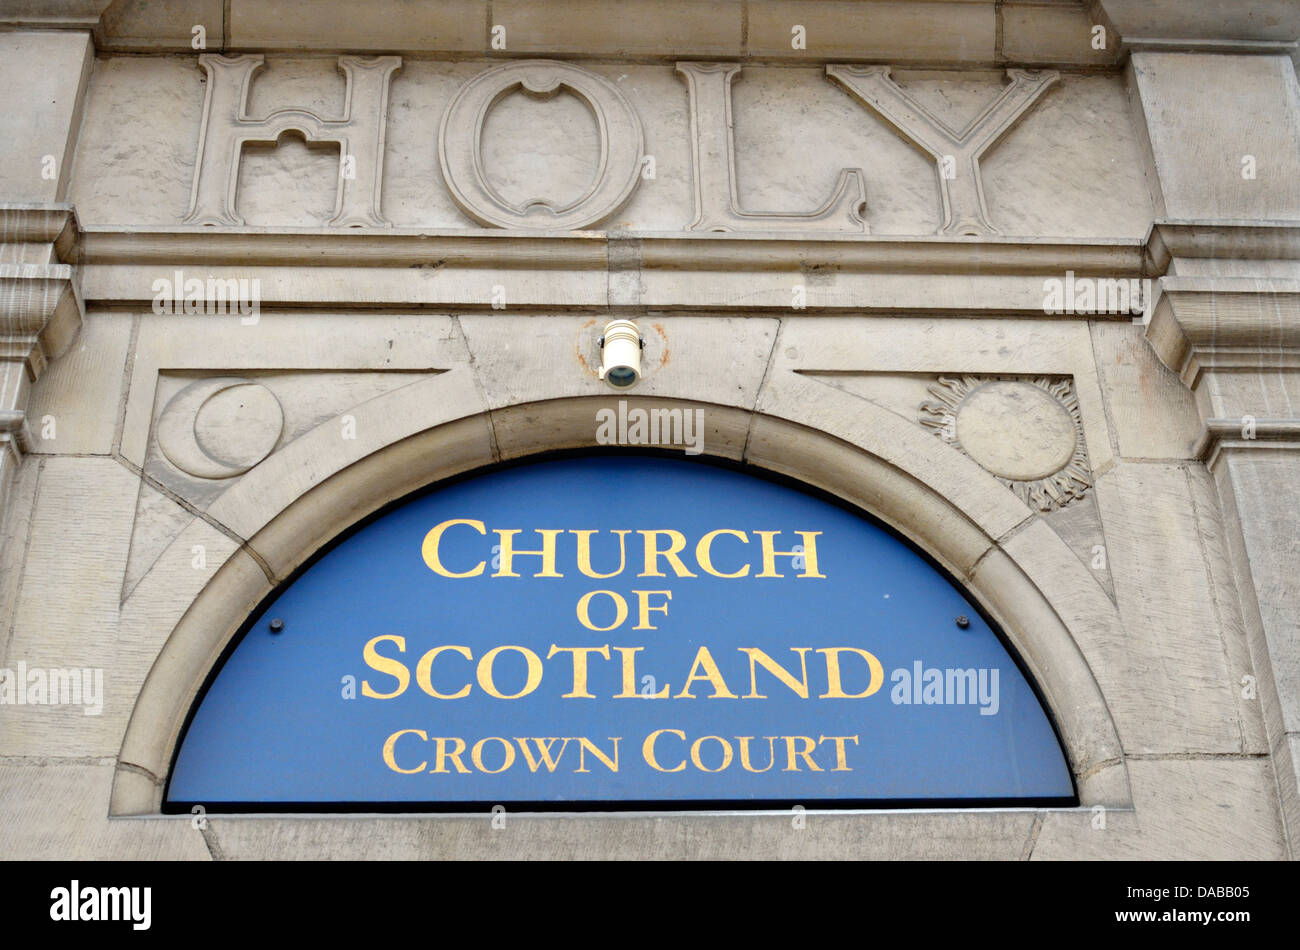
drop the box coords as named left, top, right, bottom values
left=576, top=318, right=599, bottom=377
left=652, top=322, right=670, bottom=370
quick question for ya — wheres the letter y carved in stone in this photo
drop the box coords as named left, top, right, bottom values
left=827, top=66, right=1058, bottom=236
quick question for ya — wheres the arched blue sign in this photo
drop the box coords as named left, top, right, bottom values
left=166, top=454, right=1074, bottom=810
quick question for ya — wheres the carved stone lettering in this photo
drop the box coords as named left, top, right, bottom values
left=676, top=62, right=868, bottom=233
left=438, top=60, right=644, bottom=230
left=184, top=54, right=401, bottom=227
left=178, top=55, right=1060, bottom=236
left=827, top=66, right=1058, bottom=236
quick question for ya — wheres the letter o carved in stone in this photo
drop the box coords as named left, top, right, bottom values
left=438, top=60, right=645, bottom=229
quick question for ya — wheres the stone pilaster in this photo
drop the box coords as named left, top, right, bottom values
left=0, top=27, right=92, bottom=542
left=1146, top=245, right=1300, bottom=853
left=1130, top=43, right=1300, bottom=854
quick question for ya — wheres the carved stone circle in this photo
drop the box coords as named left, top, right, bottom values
left=157, top=377, right=284, bottom=479
left=919, top=375, right=1091, bottom=511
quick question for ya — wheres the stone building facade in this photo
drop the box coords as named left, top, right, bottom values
left=1, top=0, right=1298, bottom=859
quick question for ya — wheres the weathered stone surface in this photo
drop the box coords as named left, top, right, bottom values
left=3, top=457, right=138, bottom=757
left=495, top=0, right=743, bottom=58
left=1001, top=2, right=1113, bottom=66
left=1218, top=455, right=1300, bottom=743
left=0, top=760, right=210, bottom=859
left=0, top=457, right=42, bottom=651
left=230, top=0, right=484, bottom=53
left=461, top=314, right=777, bottom=411
left=1032, top=758, right=1287, bottom=859
left=0, top=31, right=93, bottom=201
left=120, top=313, right=468, bottom=470
left=113, top=544, right=271, bottom=812
left=100, top=0, right=224, bottom=50
left=26, top=311, right=131, bottom=455
left=747, top=1, right=996, bottom=63
left=1090, top=462, right=1263, bottom=755
left=1088, top=320, right=1200, bottom=461
left=1130, top=52, right=1300, bottom=220
left=202, top=809, right=1035, bottom=860
left=122, top=478, right=204, bottom=602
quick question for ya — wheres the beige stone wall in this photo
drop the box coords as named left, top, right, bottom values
left=2, top=0, right=1298, bottom=859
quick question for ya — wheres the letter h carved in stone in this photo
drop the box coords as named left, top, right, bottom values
left=184, top=54, right=401, bottom=227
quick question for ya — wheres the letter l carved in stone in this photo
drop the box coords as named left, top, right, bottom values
left=827, top=66, right=1058, bottom=236
left=184, top=54, right=401, bottom=227
left=676, top=62, right=869, bottom=232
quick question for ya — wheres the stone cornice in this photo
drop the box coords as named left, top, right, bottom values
left=1091, top=0, right=1300, bottom=58
left=81, top=220, right=1300, bottom=279
left=0, top=1, right=109, bottom=30
left=1146, top=277, right=1300, bottom=386
left=1146, top=274, right=1300, bottom=467
left=0, top=202, right=81, bottom=263
left=78, top=226, right=1157, bottom=314
left=0, top=204, right=83, bottom=379
left=79, top=225, right=1149, bottom=275
left=0, top=409, right=34, bottom=465
left=1196, top=419, right=1300, bottom=469
left=1146, top=220, right=1300, bottom=273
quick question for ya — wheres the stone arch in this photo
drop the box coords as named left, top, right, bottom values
left=111, top=386, right=1131, bottom=815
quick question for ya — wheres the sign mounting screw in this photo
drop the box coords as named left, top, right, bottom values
left=269, top=618, right=285, bottom=634
left=955, top=615, right=970, bottom=629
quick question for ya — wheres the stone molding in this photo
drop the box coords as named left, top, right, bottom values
left=0, top=203, right=83, bottom=380
left=0, top=408, right=34, bottom=467
left=1146, top=220, right=1300, bottom=273
left=109, top=390, right=1132, bottom=816
left=76, top=226, right=1153, bottom=315
left=1196, top=420, right=1300, bottom=470
left=1146, top=278, right=1300, bottom=388
left=78, top=226, right=1151, bottom=273
left=0, top=204, right=83, bottom=535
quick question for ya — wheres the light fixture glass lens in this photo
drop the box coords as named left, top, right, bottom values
left=606, top=366, right=637, bottom=387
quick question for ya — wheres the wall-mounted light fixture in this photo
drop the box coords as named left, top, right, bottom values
left=598, top=319, right=644, bottom=389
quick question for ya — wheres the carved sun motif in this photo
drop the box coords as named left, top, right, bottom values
left=918, top=375, right=1091, bottom=512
